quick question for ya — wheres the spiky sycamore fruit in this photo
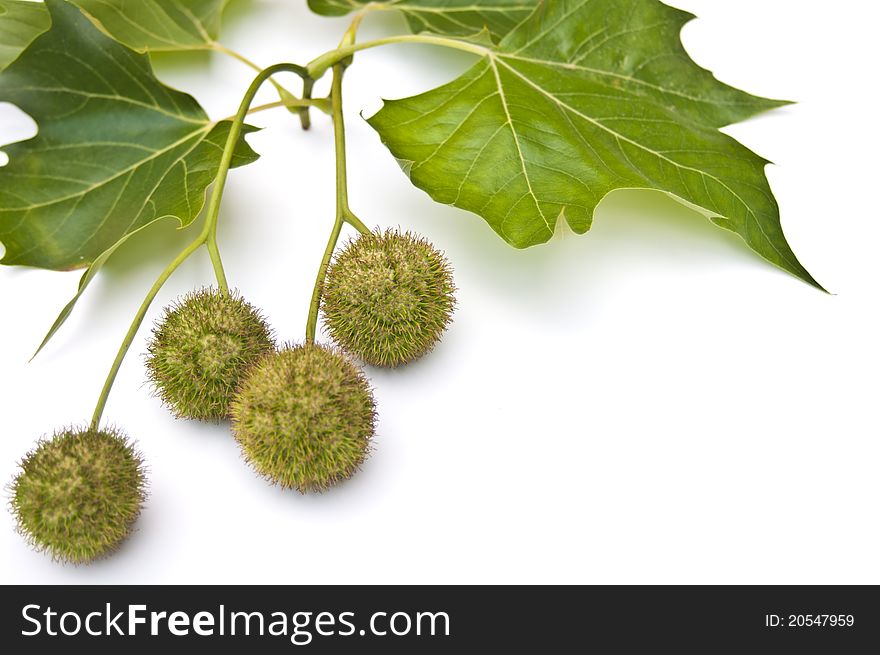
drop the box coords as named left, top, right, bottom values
left=146, top=289, right=275, bottom=421
left=231, top=344, right=376, bottom=493
left=10, top=427, right=146, bottom=564
left=321, top=229, right=455, bottom=367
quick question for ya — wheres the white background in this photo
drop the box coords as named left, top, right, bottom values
left=1, top=0, right=877, bottom=584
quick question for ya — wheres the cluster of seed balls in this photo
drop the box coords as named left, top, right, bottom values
left=10, top=229, right=455, bottom=563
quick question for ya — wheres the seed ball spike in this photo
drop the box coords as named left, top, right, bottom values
left=321, top=228, right=456, bottom=367
left=146, top=288, right=275, bottom=421
left=10, top=426, right=147, bottom=564
left=230, top=344, right=376, bottom=493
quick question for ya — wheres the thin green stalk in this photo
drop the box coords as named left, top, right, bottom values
left=212, top=43, right=265, bottom=75
left=205, top=230, right=228, bottom=294
left=344, top=209, right=371, bottom=236
left=306, top=216, right=343, bottom=345
left=331, top=66, right=350, bottom=217
left=89, top=238, right=202, bottom=430
left=340, top=6, right=369, bottom=46
left=300, top=77, right=315, bottom=130
left=213, top=43, right=302, bottom=117
left=91, top=63, right=310, bottom=429
left=307, top=34, right=489, bottom=80
left=305, top=64, right=369, bottom=344
left=205, top=63, right=311, bottom=294
left=223, top=97, right=331, bottom=123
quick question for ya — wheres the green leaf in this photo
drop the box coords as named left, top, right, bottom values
left=69, top=1, right=303, bottom=118
left=0, top=0, right=50, bottom=71
left=308, top=0, right=537, bottom=42
left=0, top=0, right=259, bottom=353
left=367, top=0, right=818, bottom=288
left=0, top=0, right=233, bottom=68
left=70, top=0, right=230, bottom=52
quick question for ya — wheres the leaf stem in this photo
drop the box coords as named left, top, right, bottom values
left=212, top=43, right=263, bottom=74
left=90, top=63, right=311, bottom=429
left=204, top=63, right=311, bottom=293
left=212, top=42, right=306, bottom=120
left=89, top=237, right=202, bottom=430
left=331, top=67, right=351, bottom=217
left=205, top=230, right=228, bottom=294
left=344, top=208, right=371, bottom=236
left=341, top=6, right=369, bottom=46
left=224, top=96, right=330, bottom=123
left=306, top=215, right=343, bottom=345
left=300, top=77, right=316, bottom=130
left=305, top=64, right=369, bottom=344
left=307, top=34, right=490, bottom=80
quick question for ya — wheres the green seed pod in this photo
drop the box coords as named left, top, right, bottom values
left=321, top=229, right=455, bottom=367
left=10, top=427, right=147, bottom=564
left=146, top=288, right=275, bottom=421
left=231, top=344, right=376, bottom=493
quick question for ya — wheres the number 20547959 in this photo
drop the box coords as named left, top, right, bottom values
left=765, top=614, right=854, bottom=628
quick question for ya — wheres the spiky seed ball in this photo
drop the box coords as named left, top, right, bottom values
left=146, top=288, right=275, bottom=421
left=321, top=229, right=455, bottom=367
left=231, top=344, right=376, bottom=493
left=10, top=427, right=146, bottom=564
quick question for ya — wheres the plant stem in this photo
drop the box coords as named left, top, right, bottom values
left=223, top=97, right=331, bottom=123
left=341, top=7, right=369, bottom=46
left=212, top=43, right=303, bottom=118
left=212, top=43, right=264, bottom=74
left=91, top=63, right=311, bottom=429
left=331, top=66, right=351, bottom=218
left=344, top=209, right=371, bottom=236
left=205, top=63, right=311, bottom=294
left=300, top=77, right=315, bottom=130
left=307, top=34, right=490, bottom=80
left=306, top=216, right=343, bottom=345
left=305, top=64, right=369, bottom=344
left=89, top=238, right=202, bottom=430
left=205, top=231, right=228, bottom=294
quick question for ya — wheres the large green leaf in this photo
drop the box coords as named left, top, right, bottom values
left=0, top=0, right=232, bottom=64
left=308, top=0, right=537, bottom=42
left=0, top=0, right=259, bottom=351
left=368, top=0, right=818, bottom=287
left=70, top=0, right=230, bottom=52
left=0, top=0, right=50, bottom=71
left=70, top=0, right=300, bottom=116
